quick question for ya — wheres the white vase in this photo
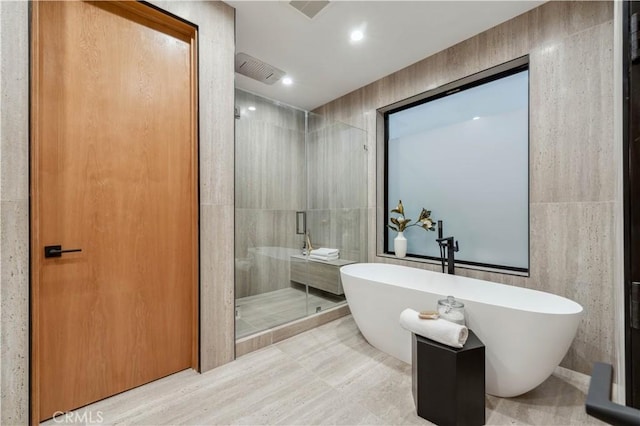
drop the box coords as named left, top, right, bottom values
left=394, top=232, right=407, bottom=258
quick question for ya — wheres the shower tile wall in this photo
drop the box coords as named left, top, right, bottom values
left=235, top=90, right=306, bottom=298
left=313, top=1, right=615, bottom=376
left=306, top=118, right=368, bottom=263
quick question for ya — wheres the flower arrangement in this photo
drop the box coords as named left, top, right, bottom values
left=387, top=200, right=436, bottom=233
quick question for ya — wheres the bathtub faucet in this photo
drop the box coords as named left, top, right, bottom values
left=436, top=236, right=459, bottom=275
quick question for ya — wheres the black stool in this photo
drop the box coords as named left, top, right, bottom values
left=412, top=329, right=485, bottom=426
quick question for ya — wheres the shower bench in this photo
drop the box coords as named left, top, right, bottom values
left=289, top=255, right=356, bottom=295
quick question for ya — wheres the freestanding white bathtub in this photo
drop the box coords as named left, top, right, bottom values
left=340, top=263, right=583, bottom=397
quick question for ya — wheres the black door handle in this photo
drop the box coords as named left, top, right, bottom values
left=44, top=245, right=82, bottom=258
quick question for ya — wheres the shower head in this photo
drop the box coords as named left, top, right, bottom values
left=235, top=52, right=285, bottom=85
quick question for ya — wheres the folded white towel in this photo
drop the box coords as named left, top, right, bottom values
left=310, top=248, right=339, bottom=256
left=310, top=254, right=339, bottom=261
left=399, top=308, right=468, bottom=348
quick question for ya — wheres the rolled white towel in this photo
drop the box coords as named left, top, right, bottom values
left=310, top=248, right=339, bottom=257
left=399, top=308, right=469, bottom=348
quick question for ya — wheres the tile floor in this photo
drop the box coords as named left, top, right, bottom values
left=236, top=287, right=346, bottom=338
left=44, top=316, right=605, bottom=425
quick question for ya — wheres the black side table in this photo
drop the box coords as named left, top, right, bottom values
left=412, top=329, right=485, bottom=426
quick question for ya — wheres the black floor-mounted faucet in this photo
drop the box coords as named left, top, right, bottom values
left=436, top=220, right=460, bottom=275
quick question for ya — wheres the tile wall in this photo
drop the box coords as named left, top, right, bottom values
left=313, top=1, right=616, bottom=376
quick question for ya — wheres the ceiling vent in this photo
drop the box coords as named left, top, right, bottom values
left=235, top=52, right=285, bottom=85
left=289, top=1, right=330, bottom=19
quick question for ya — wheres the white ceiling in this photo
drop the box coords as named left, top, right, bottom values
left=226, top=1, right=545, bottom=111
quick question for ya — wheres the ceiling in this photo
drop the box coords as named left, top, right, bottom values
left=226, top=1, right=545, bottom=111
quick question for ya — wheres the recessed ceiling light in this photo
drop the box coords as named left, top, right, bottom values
left=472, top=116, right=480, bottom=120
left=248, top=106, right=256, bottom=111
left=350, top=30, right=364, bottom=42
left=282, top=77, right=293, bottom=86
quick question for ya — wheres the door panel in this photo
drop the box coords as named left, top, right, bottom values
left=626, top=0, right=640, bottom=409
left=31, top=1, right=198, bottom=421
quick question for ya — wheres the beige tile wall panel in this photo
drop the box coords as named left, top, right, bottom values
left=0, top=201, right=29, bottom=425
left=530, top=21, right=614, bottom=203
left=530, top=201, right=616, bottom=374
left=235, top=122, right=306, bottom=210
left=1, top=1, right=30, bottom=424
left=200, top=204, right=236, bottom=370
left=313, top=1, right=615, bottom=375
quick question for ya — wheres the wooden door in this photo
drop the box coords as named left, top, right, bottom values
left=31, top=1, right=199, bottom=421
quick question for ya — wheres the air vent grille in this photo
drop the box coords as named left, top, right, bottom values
left=235, top=52, right=285, bottom=85
left=289, top=1, right=330, bottom=19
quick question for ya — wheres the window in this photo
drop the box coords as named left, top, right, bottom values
left=381, top=57, right=529, bottom=273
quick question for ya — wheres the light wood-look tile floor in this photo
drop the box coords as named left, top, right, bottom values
left=43, top=316, right=605, bottom=425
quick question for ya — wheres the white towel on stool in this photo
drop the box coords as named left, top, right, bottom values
left=399, top=308, right=469, bottom=348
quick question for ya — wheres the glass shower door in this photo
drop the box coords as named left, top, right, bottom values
left=234, top=90, right=367, bottom=340
left=234, top=89, right=308, bottom=338
left=299, top=113, right=368, bottom=313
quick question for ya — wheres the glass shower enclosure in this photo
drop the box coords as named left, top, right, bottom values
left=234, top=89, right=367, bottom=339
